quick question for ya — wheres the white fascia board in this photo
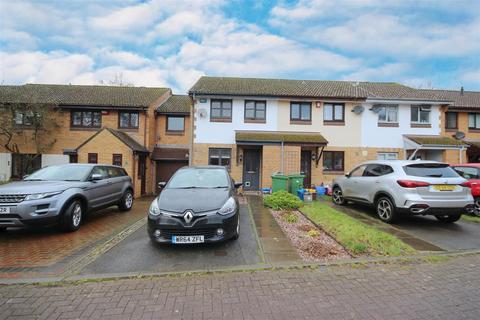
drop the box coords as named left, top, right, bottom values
left=192, top=94, right=363, bottom=102
left=366, top=98, right=452, bottom=105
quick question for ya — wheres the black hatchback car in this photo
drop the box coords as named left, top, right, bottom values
left=148, top=166, right=242, bottom=244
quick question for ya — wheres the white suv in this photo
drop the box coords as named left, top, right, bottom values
left=332, top=160, right=474, bottom=223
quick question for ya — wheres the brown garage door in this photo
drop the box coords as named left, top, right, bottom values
left=156, top=160, right=188, bottom=193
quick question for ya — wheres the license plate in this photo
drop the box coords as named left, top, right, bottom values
left=172, top=235, right=204, bottom=244
left=433, top=185, right=456, bottom=191
left=0, top=207, right=11, bottom=214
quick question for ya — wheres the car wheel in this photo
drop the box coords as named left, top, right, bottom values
left=473, top=197, right=480, bottom=217
left=232, top=214, right=240, bottom=240
left=118, top=189, right=134, bottom=212
left=332, top=187, right=346, bottom=205
left=62, top=200, right=83, bottom=232
left=436, top=214, right=461, bottom=223
left=376, top=196, right=397, bottom=223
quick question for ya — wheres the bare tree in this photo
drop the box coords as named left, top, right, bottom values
left=0, top=97, right=60, bottom=175
left=99, top=73, right=134, bottom=87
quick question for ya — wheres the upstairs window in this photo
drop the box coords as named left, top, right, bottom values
left=210, top=99, right=232, bottom=121
left=377, top=105, right=398, bottom=124
left=290, top=102, right=311, bottom=122
left=411, top=105, right=431, bottom=124
left=119, top=111, right=139, bottom=129
left=445, top=112, right=458, bottom=129
left=468, top=113, right=480, bottom=130
left=323, top=103, right=345, bottom=122
left=14, top=110, right=38, bottom=126
left=166, top=116, right=185, bottom=133
left=71, top=111, right=101, bottom=128
left=244, top=100, right=266, bottom=122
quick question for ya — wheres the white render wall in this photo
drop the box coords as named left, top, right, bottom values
left=0, top=153, right=12, bottom=181
left=194, top=98, right=278, bottom=144
left=41, top=154, right=69, bottom=167
left=361, top=103, right=441, bottom=148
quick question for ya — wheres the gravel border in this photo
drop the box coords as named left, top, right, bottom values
left=271, top=210, right=351, bottom=262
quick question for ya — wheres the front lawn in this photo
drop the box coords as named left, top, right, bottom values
left=301, top=201, right=415, bottom=256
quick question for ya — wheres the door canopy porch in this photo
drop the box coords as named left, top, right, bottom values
left=235, top=130, right=328, bottom=146
left=403, top=135, right=468, bottom=160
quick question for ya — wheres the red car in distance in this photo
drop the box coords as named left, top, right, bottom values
left=450, top=163, right=480, bottom=216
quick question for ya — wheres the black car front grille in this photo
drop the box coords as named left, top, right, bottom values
left=159, top=228, right=217, bottom=240
left=0, top=194, right=26, bottom=203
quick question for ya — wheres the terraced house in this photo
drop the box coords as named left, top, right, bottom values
left=0, top=84, right=192, bottom=197
left=189, top=76, right=470, bottom=190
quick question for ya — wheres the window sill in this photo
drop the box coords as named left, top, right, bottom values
left=118, top=127, right=139, bottom=132
left=166, top=131, right=185, bottom=136
left=378, top=122, right=399, bottom=127
left=445, top=128, right=458, bottom=132
left=210, top=118, right=232, bottom=123
left=244, top=119, right=266, bottom=124
left=323, top=170, right=345, bottom=174
left=469, top=129, right=480, bottom=133
left=323, top=121, right=345, bottom=126
left=290, top=120, right=312, bottom=125
left=70, top=127, right=101, bottom=131
left=410, top=123, right=431, bottom=128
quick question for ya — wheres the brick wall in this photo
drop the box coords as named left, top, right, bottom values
left=155, top=115, right=191, bottom=146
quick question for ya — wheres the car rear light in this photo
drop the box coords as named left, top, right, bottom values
left=461, top=181, right=475, bottom=188
left=397, top=180, right=430, bottom=188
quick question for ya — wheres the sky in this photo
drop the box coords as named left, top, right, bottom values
left=0, top=0, right=479, bottom=93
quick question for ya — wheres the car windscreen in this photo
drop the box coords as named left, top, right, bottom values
left=403, top=163, right=459, bottom=178
left=24, top=165, right=92, bottom=181
left=167, top=168, right=230, bottom=189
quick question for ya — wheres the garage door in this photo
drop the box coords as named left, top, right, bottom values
left=156, top=160, right=188, bottom=193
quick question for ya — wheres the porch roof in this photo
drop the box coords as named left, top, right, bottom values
left=404, top=135, right=468, bottom=149
left=235, top=130, right=328, bottom=146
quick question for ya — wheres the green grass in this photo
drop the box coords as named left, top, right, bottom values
left=301, top=201, right=416, bottom=257
left=461, top=215, right=480, bottom=223
left=282, top=213, right=299, bottom=223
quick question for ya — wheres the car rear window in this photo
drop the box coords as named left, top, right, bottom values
left=403, top=163, right=459, bottom=178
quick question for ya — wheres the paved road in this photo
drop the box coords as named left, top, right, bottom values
left=2, top=254, right=479, bottom=319
left=80, top=204, right=263, bottom=275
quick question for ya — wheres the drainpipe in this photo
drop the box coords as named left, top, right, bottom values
left=460, top=146, right=464, bottom=163
left=281, top=140, right=284, bottom=174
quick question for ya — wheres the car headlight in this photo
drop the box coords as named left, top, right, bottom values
left=149, top=199, right=161, bottom=216
left=24, top=191, right=62, bottom=201
left=218, top=197, right=236, bottom=215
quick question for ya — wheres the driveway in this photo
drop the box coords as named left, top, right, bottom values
left=79, top=203, right=263, bottom=275
left=333, top=199, right=480, bottom=251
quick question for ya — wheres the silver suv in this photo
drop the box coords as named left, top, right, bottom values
left=0, top=164, right=134, bottom=232
left=332, top=160, right=474, bottom=223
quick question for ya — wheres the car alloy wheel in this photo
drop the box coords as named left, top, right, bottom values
left=474, top=198, right=480, bottom=217
left=72, top=203, right=82, bottom=227
left=125, top=192, right=133, bottom=209
left=332, top=188, right=345, bottom=205
left=377, top=199, right=392, bottom=221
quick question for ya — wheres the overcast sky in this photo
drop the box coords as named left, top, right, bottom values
left=1, top=0, right=479, bottom=93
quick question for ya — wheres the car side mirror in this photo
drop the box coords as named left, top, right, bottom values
left=90, top=173, right=103, bottom=181
left=22, top=174, right=29, bottom=180
left=158, top=182, right=166, bottom=189
left=345, top=173, right=351, bottom=178
left=234, top=182, right=243, bottom=189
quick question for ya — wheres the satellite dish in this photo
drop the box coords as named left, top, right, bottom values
left=198, top=108, right=207, bottom=118
left=369, top=105, right=381, bottom=113
left=454, top=131, right=465, bottom=140
left=352, top=105, right=365, bottom=114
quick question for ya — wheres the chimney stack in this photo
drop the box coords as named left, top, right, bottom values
left=461, top=86, right=464, bottom=95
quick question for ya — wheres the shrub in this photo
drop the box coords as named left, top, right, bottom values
left=264, top=190, right=303, bottom=210
left=282, top=213, right=299, bottom=223
left=307, top=229, right=320, bottom=238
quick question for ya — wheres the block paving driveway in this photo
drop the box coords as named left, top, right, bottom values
left=1, top=253, right=479, bottom=320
